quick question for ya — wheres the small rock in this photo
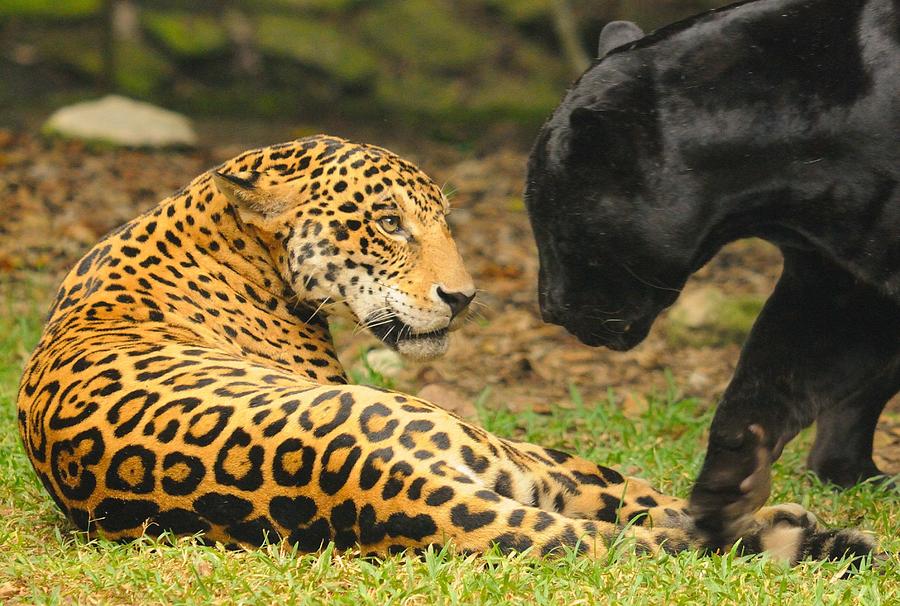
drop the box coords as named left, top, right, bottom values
left=43, top=95, right=197, bottom=148
left=417, top=383, right=477, bottom=419
left=670, top=285, right=725, bottom=328
left=686, top=370, right=712, bottom=393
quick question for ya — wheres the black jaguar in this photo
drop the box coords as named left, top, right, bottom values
left=526, top=0, right=899, bottom=545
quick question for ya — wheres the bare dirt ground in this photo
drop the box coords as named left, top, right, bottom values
left=1, top=128, right=897, bottom=475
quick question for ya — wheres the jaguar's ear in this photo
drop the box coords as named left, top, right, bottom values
left=598, top=21, right=644, bottom=57
left=212, top=171, right=291, bottom=225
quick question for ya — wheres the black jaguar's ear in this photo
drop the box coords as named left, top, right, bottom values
left=212, top=170, right=291, bottom=225
left=598, top=21, right=644, bottom=57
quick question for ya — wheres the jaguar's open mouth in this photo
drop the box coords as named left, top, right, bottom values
left=366, top=317, right=450, bottom=360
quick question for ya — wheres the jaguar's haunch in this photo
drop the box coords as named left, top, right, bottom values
left=17, top=135, right=875, bottom=562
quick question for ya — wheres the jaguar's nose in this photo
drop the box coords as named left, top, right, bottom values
left=436, top=287, right=475, bottom=319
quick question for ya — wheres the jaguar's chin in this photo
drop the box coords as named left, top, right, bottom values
left=366, top=316, right=450, bottom=361
left=396, top=332, right=449, bottom=361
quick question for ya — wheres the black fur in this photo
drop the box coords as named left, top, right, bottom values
left=526, top=0, right=900, bottom=537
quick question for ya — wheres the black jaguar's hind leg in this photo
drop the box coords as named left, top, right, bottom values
left=808, top=375, right=899, bottom=487
left=689, top=249, right=900, bottom=545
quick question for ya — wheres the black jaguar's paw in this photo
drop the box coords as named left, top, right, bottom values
left=689, top=424, right=774, bottom=547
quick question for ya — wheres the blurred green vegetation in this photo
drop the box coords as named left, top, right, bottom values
left=667, top=293, right=766, bottom=348
left=0, top=0, right=101, bottom=18
left=0, top=0, right=728, bottom=137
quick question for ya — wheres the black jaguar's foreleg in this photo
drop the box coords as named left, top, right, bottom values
left=689, top=249, right=900, bottom=545
left=808, top=374, right=898, bottom=488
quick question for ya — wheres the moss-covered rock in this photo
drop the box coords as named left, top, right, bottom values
left=33, top=27, right=103, bottom=77
left=0, top=0, right=613, bottom=135
left=237, top=0, right=364, bottom=12
left=0, top=0, right=100, bottom=19
left=255, top=14, right=376, bottom=84
left=173, top=82, right=302, bottom=118
left=143, top=11, right=229, bottom=58
left=372, top=71, right=464, bottom=119
left=114, top=41, right=173, bottom=97
left=465, top=39, right=568, bottom=124
left=360, top=1, right=494, bottom=73
left=615, top=0, right=725, bottom=31
left=466, top=75, right=561, bottom=127
left=485, top=0, right=552, bottom=24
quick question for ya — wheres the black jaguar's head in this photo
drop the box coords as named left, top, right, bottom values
left=525, top=22, right=713, bottom=351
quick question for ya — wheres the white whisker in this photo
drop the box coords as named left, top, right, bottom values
left=304, top=297, right=332, bottom=323
left=621, top=262, right=682, bottom=294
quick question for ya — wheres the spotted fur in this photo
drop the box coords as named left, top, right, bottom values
left=18, top=135, right=876, bottom=563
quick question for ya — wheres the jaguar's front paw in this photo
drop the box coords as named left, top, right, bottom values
left=689, top=424, right=774, bottom=547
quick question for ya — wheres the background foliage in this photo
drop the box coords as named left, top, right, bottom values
left=0, top=0, right=727, bottom=136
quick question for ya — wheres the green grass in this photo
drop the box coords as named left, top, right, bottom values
left=0, top=284, right=897, bottom=605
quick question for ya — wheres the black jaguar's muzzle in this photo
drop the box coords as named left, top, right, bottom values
left=546, top=309, right=654, bottom=352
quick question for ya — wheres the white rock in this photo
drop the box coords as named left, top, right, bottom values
left=43, top=95, right=197, bottom=148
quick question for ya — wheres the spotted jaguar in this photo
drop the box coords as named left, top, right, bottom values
left=17, top=135, right=876, bottom=563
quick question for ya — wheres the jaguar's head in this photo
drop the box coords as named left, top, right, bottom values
left=213, top=135, right=475, bottom=361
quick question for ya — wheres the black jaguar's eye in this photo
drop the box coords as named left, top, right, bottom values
left=378, top=215, right=402, bottom=234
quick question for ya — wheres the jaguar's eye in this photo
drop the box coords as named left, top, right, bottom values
left=378, top=215, right=402, bottom=234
